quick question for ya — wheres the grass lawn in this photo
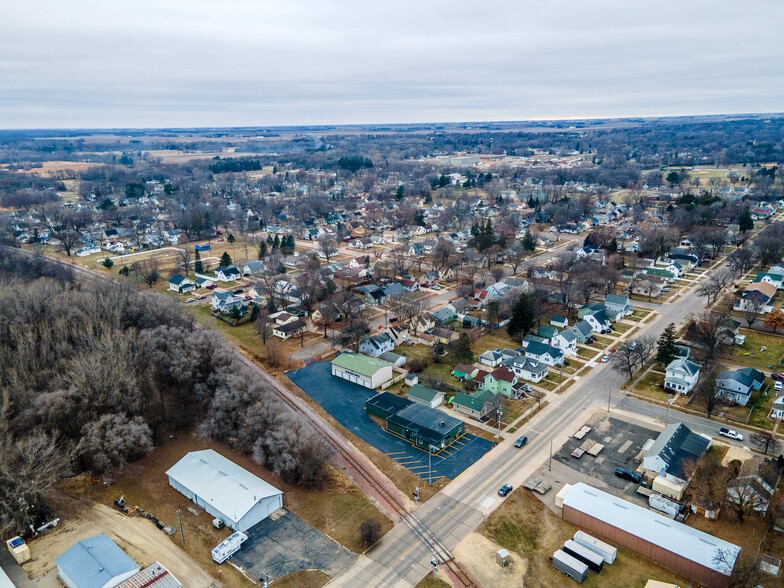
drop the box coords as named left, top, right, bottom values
left=398, top=344, right=436, bottom=362
left=631, top=370, right=673, bottom=404
left=423, top=362, right=455, bottom=382
left=713, top=380, right=776, bottom=431
left=415, top=575, right=451, bottom=588
left=478, top=489, right=686, bottom=588
left=474, top=332, right=522, bottom=354
left=189, top=304, right=264, bottom=353
left=577, top=346, right=599, bottom=359
left=613, top=322, right=633, bottom=333
left=717, top=328, right=784, bottom=371
left=274, top=571, right=330, bottom=588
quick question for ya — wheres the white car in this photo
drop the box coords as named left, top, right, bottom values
left=775, top=381, right=783, bottom=392
left=601, top=355, right=610, bottom=363
left=431, top=285, right=441, bottom=291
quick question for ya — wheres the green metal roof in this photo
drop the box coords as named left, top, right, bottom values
left=331, top=353, right=390, bottom=377
left=452, top=390, right=493, bottom=411
left=407, top=384, right=442, bottom=403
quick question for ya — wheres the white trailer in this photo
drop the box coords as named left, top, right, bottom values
left=563, top=539, right=604, bottom=573
left=573, top=530, right=617, bottom=564
left=211, top=531, right=247, bottom=564
left=552, top=549, right=588, bottom=583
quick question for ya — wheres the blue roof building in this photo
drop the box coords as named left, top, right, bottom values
left=55, top=534, right=139, bottom=588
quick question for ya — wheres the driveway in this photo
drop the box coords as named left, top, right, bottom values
left=233, top=509, right=355, bottom=583
left=287, top=362, right=494, bottom=482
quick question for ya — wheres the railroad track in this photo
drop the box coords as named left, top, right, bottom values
left=9, top=246, right=476, bottom=586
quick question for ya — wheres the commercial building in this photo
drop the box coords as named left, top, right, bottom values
left=562, top=483, right=739, bottom=588
left=55, top=534, right=139, bottom=588
left=331, top=352, right=394, bottom=389
left=117, top=563, right=181, bottom=588
left=365, top=392, right=464, bottom=453
left=166, top=449, right=283, bottom=532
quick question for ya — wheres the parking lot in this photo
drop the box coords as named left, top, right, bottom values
left=287, top=362, right=494, bottom=481
left=553, top=413, right=660, bottom=500
left=233, top=509, right=355, bottom=583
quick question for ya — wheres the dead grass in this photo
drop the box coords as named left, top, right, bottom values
left=477, top=489, right=686, bottom=587
left=271, top=570, right=330, bottom=588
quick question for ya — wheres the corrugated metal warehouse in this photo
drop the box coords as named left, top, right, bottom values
left=331, top=353, right=394, bottom=388
left=562, top=483, right=739, bottom=588
left=55, top=534, right=139, bottom=588
left=166, top=449, right=283, bottom=532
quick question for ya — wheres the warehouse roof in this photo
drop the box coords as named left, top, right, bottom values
left=563, top=483, right=739, bottom=576
left=366, top=391, right=413, bottom=415
left=117, top=562, right=181, bottom=588
left=55, top=534, right=138, bottom=588
left=331, top=352, right=390, bottom=377
left=386, top=403, right=462, bottom=446
left=166, top=450, right=281, bottom=524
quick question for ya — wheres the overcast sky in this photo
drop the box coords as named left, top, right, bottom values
left=1, top=0, right=782, bottom=129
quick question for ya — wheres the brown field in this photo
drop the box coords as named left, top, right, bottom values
left=0, top=161, right=105, bottom=175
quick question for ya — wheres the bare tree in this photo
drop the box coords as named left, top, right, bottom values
left=728, top=245, right=757, bottom=275
left=38, top=204, right=87, bottom=256
left=506, top=242, right=527, bottom=274
left=697, top=269, right=734, bottom=306
left=256, top=308, right=272, bottom=344
left=692, top=363, right=719, bottom=418
left=688, top=312, right=733, bottom=360
left=742, top=294, right=766, bottom=327
left=176, top=248, right=192, bottom=277
left=135, top=258, right=161, bottom=288
left=317, top=234, right=337, bottom=263
left=750, top=430, right=781, bottom=455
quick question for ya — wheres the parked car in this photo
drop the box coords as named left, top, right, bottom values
left=772, top=373, right=784, bottom=382
left=629, top=342, right=638, bottom=350
left=514, top=436, right=528, bottom=448
left=775, top=381, right=784, bottom=392
left=586, top=336, right=596, bottom=344
left=522, top=384, right=533, bottom=392
left=244, top=295, right=252, bottom=300
left=615, top=468, right=641, bottom=483
left=233, top=288, right=244, bottom=294
left=498, top=484, right=513, bottom=497
left=601, top=355, right=610, bottom=363
left=719, top=428, right=744, bottom=441
left=431, top=285, right=441, bottom=291
left=206, top=284, right=217, bottom=290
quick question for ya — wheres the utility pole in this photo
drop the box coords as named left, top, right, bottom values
left=559, top=364, right=563, bottom=394
left=428, top=447, right=432, bottom=487
left=549, top=440, right=553, bottom=471
left=413, top=485, right=420, bottom=505
left=176, top=509, right=184, bottom=545
left=497, top=406, right=502, bottom=440
left=430, top=535, right=439, bottom=575
left=607, top=386, right=612, bottom=412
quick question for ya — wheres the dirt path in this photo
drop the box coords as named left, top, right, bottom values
left=23, top=497, right=221, bottom=588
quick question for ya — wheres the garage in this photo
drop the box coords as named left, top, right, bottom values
left=330, top=353, right=394, bottom=389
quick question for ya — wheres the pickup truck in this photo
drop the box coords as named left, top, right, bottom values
left=719, top=428, right=744, bottom=441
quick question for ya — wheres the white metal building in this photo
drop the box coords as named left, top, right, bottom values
left=166, top=449, right=283, bottom=532
left=330, top=353, right=394, bottom=389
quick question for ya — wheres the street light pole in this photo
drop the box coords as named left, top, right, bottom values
left=549, top=440, right=553, bottom=471
left=497, top=406, right=502, bottom=440
left=607, top=386, right=612, bottom=412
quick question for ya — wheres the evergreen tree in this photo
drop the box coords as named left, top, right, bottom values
left=273, top=234, right=280, bottom=249
left=395, top=185, right=405, bottom=201
left=656, top=323, right=679, bottom=366
left=102, top=257, right=114, bottom=269
left=522, top=229, right=536, bottom=251
left=486, top=301, right=499, bottom=333
left=527, top=195, right=536, bottom=208
left=219, top=251, right=232, bottom=267
left=507, top=294, right=535, bottom=338
left=266, top=234, right=274, bottom=246
left=258, top=241, right=267, bottom=260
left=450, top=333, right=474, bottom=363
left=414, top=209, right=426, bottom=226
left=229, top=305, right=242, bottom=320
left=194, top=249, right=203, bottom=273
left=227, top=233, right=235, bottom=244
left=739, top=206, right=753, bottom=232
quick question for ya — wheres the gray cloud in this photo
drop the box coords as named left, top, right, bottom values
left=1, top=0, right=782, bottom=128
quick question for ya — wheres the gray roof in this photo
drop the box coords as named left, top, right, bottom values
left=407, top=384, right=443, bottom=403
left=526, top=341, right=564, bottom=359
left=563, top=483, right=739, bottom=576
left=387, top=403, right=462, bottom=445
left=55, top=534, right=139, bottom=588
left=646, top=422, right=711, bottom=479
left=480, top=350, right=502, bottom=361
left=717, top=367, right=765, bottom=390
left=379, top=351, right=404, bottom=364
left=511, top=356, right=548, bottom=376
left=604, top=294, right=630, bottom=307
left=574, top=320, right=593, bottom=336
left=556, top=329, right=577, bottom=342
left=667, top=358, right=701, bottom=377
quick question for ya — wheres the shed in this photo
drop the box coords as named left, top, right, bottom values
left=331, top=353, right=394, bottom=389
left=55, top=534, right=139, bottom=588
left=406, top=384, right=445, bottom=408
left=550, top=316, right=568, bottom=328
left=496, top=548, right=510, bottom=568
left=166, top=449, right=283, bottom=532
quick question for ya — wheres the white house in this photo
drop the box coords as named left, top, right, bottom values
left=603, top=294, right=633, bottom=320
left=360, top=333, right=395, bottom=357
left=508, top=356, right=549, bottom=383
left=168, top=274, right=196, bottom=294
left=582, top=310, right=612, bottom=333
left=215, top=265, right=241, bottom=282
left=753, top=272, right=784, bottom=290
left=524, top=341, right=565, bottom=366
left=664, top=358, right=702, bottom=394
left=272, top=319, right=306, bottom=340
left=733, top=282, right=777, bottom=314
left=211, top=291, right=247, bottom=314
left=550, top=329, right=578, bottom=356
left=166, top=449, right=283, bottom=532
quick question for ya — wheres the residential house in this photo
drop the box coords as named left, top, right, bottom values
left=551, top=329, right=578, bottom=356
left=523, top=334, right=548, bottom=348
left=642, top=422, right=711, bottom=481
left=211, top=291, right=248, bottom=314
left=350, top=237, right=373, bottom=250
left=754, top=272, right=784, bottom=289
left=431, top=327, right=459, bottom=345
left=665, top=262, right=684, bottom=278
left=525, top=341, right=565, bottom=366
left=734, top=282, right=777, bottom=314
left=726, top=457, right=782, bottom=514
left=386, top=325, right=409, bottom=346
left=419, top=272, right=439, bottom=286
left=358, top=285, right=386, bottom=306
left=273, top=319, right=306, bottom=340
left=582, top=308, right=612, bottom=333
left=408, top=243, right=425, bottom=257
left=360, top=333, right=395, bottom=357
left=452, top=390, right=495, bottom=420
left=168, top=274, right=196, bottom=294
left=643, top=268, right=676, bottom=282
left=507, top=356, right=549, bottom=383
left=195, top=277, right=214, bottom=289
left=664, top=358, right=702, bottom=394
left=431, top=306, right=457, bottom=325
left=242, top=261, right=265, bottom=276
left=311, top=302, right=341, bottom=325
left=480, top=366, right=518, bottom=397
left=411, top=312, right=435, bottom=334
left=400, top=279, right=419, bottom=292
left=771, top=396, right=784, bottom=420
left=565, top=320, right=594, bottom=344
left=453, top=363, right=478, bottom=380
left=462, top=315, right=482, bottom=328
left=447, top=298, right=470, bottom=317
left=604, top=294, right=633, bottom=320
left=438, top=266, right=456, bottom=282
left=537, top=325, right=559, bottom=340
left=633, top=275, right=665, bottom=299
left=479, top=349, right=503, bottom=367
left=382, top=282, right=406, bottom=299
left=715, top=367, right=765, bottom=406
left=379, top=351, right=406, bottom=367
left=215, top=265, right=241, bottom=282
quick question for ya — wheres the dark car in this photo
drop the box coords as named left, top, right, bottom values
left=498, top=484, right=513, bottom=497
left=772, top=373, right=784, bottom=382
left=615, top=468, right=641, bottom=483
left=514, top=436, right=528, bottom=448
left=206, top=284, right=217, bottom=290
left=586, top=336, right=596, bottom=344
